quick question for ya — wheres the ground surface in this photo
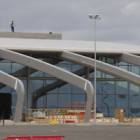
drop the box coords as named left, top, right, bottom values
left=0, top=124, right=140, bottom=140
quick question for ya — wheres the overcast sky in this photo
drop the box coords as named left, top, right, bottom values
left=0, top=0, right=140, bottom=45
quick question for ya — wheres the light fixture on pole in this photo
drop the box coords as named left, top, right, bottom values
left=89, top=14, right=101, bottom=124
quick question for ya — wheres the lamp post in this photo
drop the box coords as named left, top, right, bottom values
left=89, top=14, right=101, bottom=124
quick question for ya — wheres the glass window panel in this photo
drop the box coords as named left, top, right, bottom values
left=47, top=88, right=58, bottom=94
left=116, top=81, right=128, bottom=94
left=96, top=108, right=103, bottom=113
left=23, top=94, right=26, bottom=107
left=89, top=70, right=102, bottom=78
left=130, top=66, right=139, bottom=75
left=47, top=80, right=57, bottom=85
left=97, top=71, right=102, bottom=78
left=30, top=80, right=43, bottom=94
left=72, top=65, right=85, bottom=78
left=129, top=84, right=140, bottom=95
left=97, top=95, right=102, bottom=108
left=116, top=95, right=128, bottom=108
left=30, top=68, right=44, bottom=77
left=0, top=63, right=11, bottom=74
left=118, top=65, right=128, bottom=71
left=103, top=81, right=115, bottom=94
left=30, top=95, right=45, bottom=109
left=91, top=81, right=103, bottom=94
left=72, top=94, right=86, bottom=103
left=31, top=80, right=58, bottom=97
left=12, top=63, right=27, bottom=77
left=37, top=96, right=44, bottom=108
left=72, top=65, right=84, bottom=71
left=106, top=58, right=114, bottom=65
left=0, top=59, right=11, bottom=63
left=43, top=57, right=56, bottom=63
left=103, top=109, right=115, bottom=117
left=44, top=73, right=54, bottom=77
left=116, top=60, right=128, bottom=66
left=58, top=94, right=71, bottom=108
left=89, top=70, right=94, bottom=78
left=106, top=74, right=114, bottom=78
left=58, top=83, right=71, bottom=94
left=22, top=108, right=26, bottom=113
left=58, top=61, right=72, bottom=65
left=46, top=94, right=58, bottom=108
left=102, top=73, right=114, bottom=78
left=47, top=80, right=58, bottom=94
left=98, top=57, right=102, bottom=61
left=72, top=85, right=85, bottom=94
left=71, top=94, right=86, bottom=110
left=102, top=72, right=105, bottom=78
left=30, top=80, right=45, bottom=108
left=58, top=64, right=71, bottom=72
left=0, top=84, right=11, bottom=93
left=124, top=109, right=128, bottom=117
left=30, top=94, right=33, bottom=108
left=97, top=81, right=103, bottom=94
left=101, top=57, right=106, bottom=62
left=12, top=107, right=15, bottom=114
left=129, top=108, right=140, bottom=117
left=103, top=95, right=115, bottom=108
left=129, top=95, right=140, bottom=108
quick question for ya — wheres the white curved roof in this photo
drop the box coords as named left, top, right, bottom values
left=0, top=38, right=140, bottom=54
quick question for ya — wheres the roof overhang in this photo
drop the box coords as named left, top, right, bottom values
left=0, top=37, right=140, bottom=55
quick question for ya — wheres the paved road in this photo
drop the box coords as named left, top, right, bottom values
left=0, top=124, right=140, bottom=140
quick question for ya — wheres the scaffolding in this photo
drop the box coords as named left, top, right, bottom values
left=67, top=102, right=94, bottom=110
left=25, top=109, right=68, bottom=122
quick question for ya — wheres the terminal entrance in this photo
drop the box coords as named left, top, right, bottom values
left=0, top=93, right=12, bottom=119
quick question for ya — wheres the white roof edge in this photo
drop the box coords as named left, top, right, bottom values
left=0, top=37, right=140, bottom=54
left=0, top=31, right=62, bottom=40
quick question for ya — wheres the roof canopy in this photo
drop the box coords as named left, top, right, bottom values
left=0, top=32, right=140, bottom=54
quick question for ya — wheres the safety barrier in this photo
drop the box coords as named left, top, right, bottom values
left=4, top=136, right=65, bottom=140
left=65, top=120, right=75, bottom=123
left=4, top=136, right=31, bottom=140
left=67, top=102, right=94, bottom=110
left=25, top=108, right=94, bottom=123
left=26, top=109, right=68, bottom=121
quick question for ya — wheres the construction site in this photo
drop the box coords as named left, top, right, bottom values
left=0, top=32, right=140, bottom=124
left=24, top=102, right=140, bottom=124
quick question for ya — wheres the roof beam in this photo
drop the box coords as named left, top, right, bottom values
left=0, top=48, right=93, bottom=123
left=31, top=67, right=92, bottom=109
left=117, top=53, right=140, bottom=66
left=0, top=70, right=24, bottom=122
left=59, top=51, right=140, bottom=87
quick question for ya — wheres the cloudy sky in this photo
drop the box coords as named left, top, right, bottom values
left=0, top=0, right=140, bottom=45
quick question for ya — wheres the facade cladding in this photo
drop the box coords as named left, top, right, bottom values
left=0, top=55, right=140, bottom=118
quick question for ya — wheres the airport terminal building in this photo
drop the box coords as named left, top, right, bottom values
left=0, top=32, right=140, bottom=121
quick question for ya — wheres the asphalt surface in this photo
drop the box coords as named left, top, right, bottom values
left=0, top=124, right=140, bottom=140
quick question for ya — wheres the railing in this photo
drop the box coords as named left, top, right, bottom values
left=25, top=109, right=68, bottom=122
left=67, top=102, right=94, bottom=110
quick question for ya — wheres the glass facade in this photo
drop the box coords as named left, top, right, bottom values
left=30, top=80, right=85, bottom=109
left=0, top=55, right=140, bottom=119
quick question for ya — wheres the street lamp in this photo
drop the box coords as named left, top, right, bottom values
left=89, top=14, right=101, bottom=124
